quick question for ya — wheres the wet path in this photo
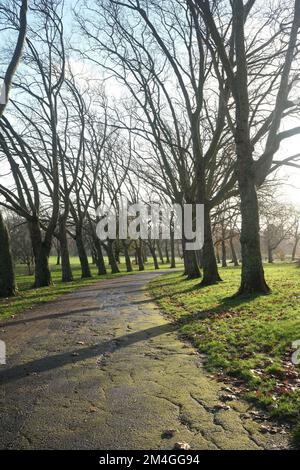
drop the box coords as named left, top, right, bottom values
left=0, top=272, right=288, bottom=449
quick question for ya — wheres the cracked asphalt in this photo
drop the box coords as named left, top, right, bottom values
left=0, top=271, right=290, bottom=449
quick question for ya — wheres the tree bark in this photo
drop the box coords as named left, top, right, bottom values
left=123, top=240, right=133, bottom=272
left=156, top=240, right=164, bottom=264
left=0, top=1, right=28, bottom=297
left=0, top=0, right=28, bottom=117
left=142, top=246, right=148, bottom=263
left=197, top=249, right=203, bottom=268
left=29, top=218, right=52, bottom=287
left=93, top=238, right=107, bottom=275
left=75, top=227, right=92, bottom=278
left=0, top=211, right=16, bottom=297
left=216, top=244, right=221, bottom=264
left=200, top=206, right=222, bottom=286
left=182, top=233, right=201, bottom=279
left=292, top=237, right=299, bottom=261
left=165, top=241, right=170, bottom=263
left=230, top=237, right=239, bottom=266
left=105, top=240, right=120, bottom=274
left=91, top=250, right=97, bottom=265
left=170, top=228, right=176, bottom=268
left=267, top=244, right=274, bottom=264
left=114, top=243, right=120, bottom=263
left=237, top=171, right=269, bottom=294
left=221, top=239, right=227, bottom=267
left=136, top=241, right=145, bottom=271
left=59, top=216, right=73, bottom=282
left=149, top=244, right=159, bottom=270
left=233, top=0, right=269, bottom=295
left=184, top=249, right=200, bottom=279
left=237, top=151, right=269, bottom=291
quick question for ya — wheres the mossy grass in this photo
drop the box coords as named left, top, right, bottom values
left=150, top=263, right=300, bottom=446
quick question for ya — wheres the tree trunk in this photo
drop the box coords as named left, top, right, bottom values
left=236, top=153, right=269, bottom=294
left=91, top=249, right=97, bottom=265
left=149, top=244, right=159, bottom=270
left=182, top=234, right=201, bottom=279
left=105, top=240, right=120, bottom=274
left=230, top=237, right=239, bottom=266
left=292, top=237, right=299, bottom=261
left=0, top=211, right=16, bottom=297
left=115, top=244, right=120, bottom=263
left=142, top=248, right=148, bottom=263
left=35, top=244, right=52, bottom=287
left=196, top=249, right=203, bottom=268
left=59, top=216, right=73, bottom=282
left=221, top=239, right=227, bottom=267
left=26, top=260, right=33, bottom=276
left=177, top=241, right=182, bottom=259
left=200, top=206, right=222, bottom=286
left=123, top=240, right=133, bottom=272
left=216, top=244, right=221, bottom=264
left=75, top=228, right=92, bottom=278
left=94, top=238, right=107, bottom=275
left=156, top=240, right=164, bottom=264
left=184, top=249, right=200, bottom=279
left=56, top=248, right=61, bottom=265
left=170, top=228, right=176, bottom=268
left=29, top=218, right=52, bottom=287
left=267, top=244, right=274, bottom=264
left=136, top=241, right=144, bottom=271
left=165, top=241, right=170, bottom=263
left=233, top=0, right=269, bottom=295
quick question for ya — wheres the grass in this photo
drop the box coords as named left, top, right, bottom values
left=150, top=263, right=300, bottom=443
left=0, top=256, right=180, bottom=321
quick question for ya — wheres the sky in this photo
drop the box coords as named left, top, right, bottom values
left=1, top=0, right=300, bottom=209
left=277, top=134, right=300, bottom=207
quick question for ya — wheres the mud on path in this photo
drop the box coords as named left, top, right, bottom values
left=0, top=272, right=289, bottom=449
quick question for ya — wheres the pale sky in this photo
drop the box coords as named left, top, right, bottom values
left=278, top=133, right=300, bottom=207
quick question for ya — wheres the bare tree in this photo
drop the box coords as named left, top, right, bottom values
left=77, top=0, right=241, bottom=283
left=260, top=199, right=298, bottom=263
left=195, top=0, right=300, bottom=294
left=0, top=0, right=65, bottom=287
left=0, top=0, right=28, bottom=297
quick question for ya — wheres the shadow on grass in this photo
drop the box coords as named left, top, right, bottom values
left=152, top=272, right=265, bottom=323
left=177, top=292, right=264, bottom=324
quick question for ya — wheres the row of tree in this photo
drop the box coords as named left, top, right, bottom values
left=1, top=0, right=300, bottom=298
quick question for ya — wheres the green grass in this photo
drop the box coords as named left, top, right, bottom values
left=0, top=256, right=181, bottom=321
left=150, top=263, right=300, bottom=442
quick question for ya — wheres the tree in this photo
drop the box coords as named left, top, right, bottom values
left=0, top=0, right=66, bottom=288
left=292, top=215, right=300, bottom=262
left=0, top=211, right=16, bottom=296
left=78, top=0, right=241, bottom=284
left=260, top=199, right=298, bottom=263
left=195, top=0, right=300, bottom=294
left=0, top=0, right=28, bottom=297
left=7, top=213, right=34, bottom=275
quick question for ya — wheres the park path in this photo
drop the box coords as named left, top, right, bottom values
left=0, top=272, right=289, bottom=450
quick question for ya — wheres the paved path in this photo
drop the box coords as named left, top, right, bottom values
left=0, top=272, right=289, bottom=449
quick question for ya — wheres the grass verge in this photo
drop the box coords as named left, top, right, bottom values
left=150, top=263, right=300, bottom=445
